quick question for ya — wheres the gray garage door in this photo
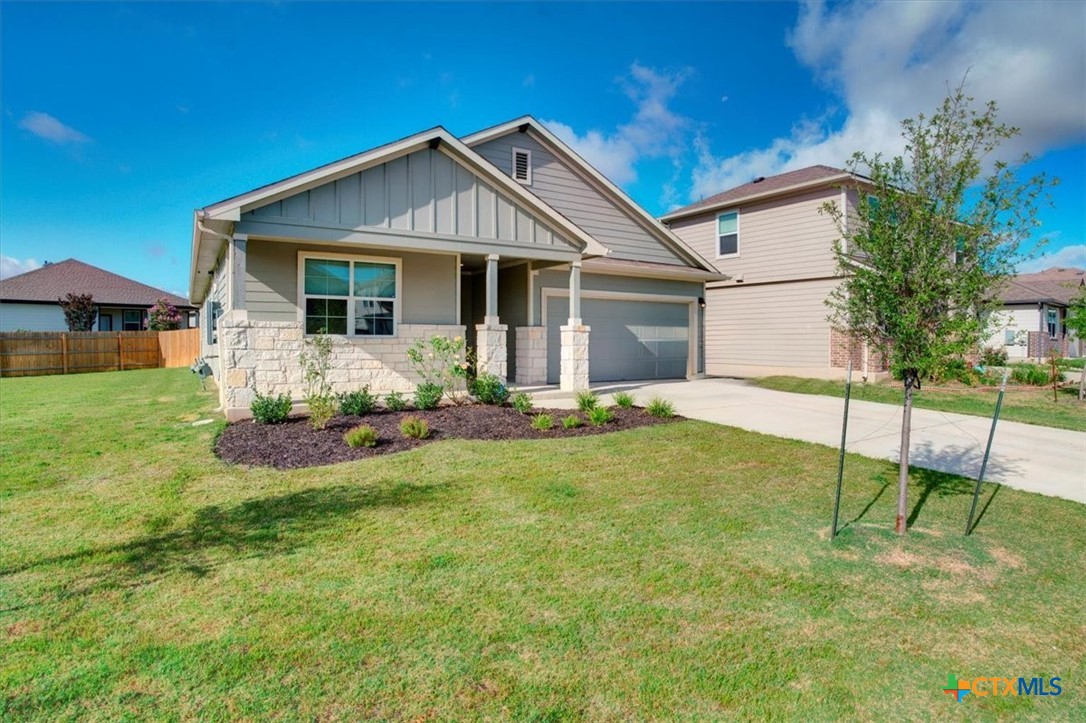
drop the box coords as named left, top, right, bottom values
left=546, top=297, right=689, bottom=383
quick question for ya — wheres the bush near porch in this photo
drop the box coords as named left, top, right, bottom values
left=1, top=369, right=1084, bottom=719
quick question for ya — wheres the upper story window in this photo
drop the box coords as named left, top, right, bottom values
left=717, top=211, right=739, bottom=257
left=301, top=255, right=400, bottom=337
left=512, top=147, right=532, bottom=185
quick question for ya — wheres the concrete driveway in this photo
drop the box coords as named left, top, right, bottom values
left=538, top=377, right=1086, bottom=504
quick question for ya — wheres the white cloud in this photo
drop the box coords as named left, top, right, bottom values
left=542, top=63, right=692, bottom=186
left=0, top=256, right=41, bottom=280
left=522, top=73, right=536, bottom=88
left=1017, top=244, right=1086, bottom=273
left=692, top=0, right=1086, bottom=198
left=18, top=111, right=91, bottom=145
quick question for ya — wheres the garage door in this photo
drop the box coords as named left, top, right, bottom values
left=546, top=296, right=689, bottom=383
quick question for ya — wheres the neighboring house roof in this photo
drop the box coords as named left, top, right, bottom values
left=191, top=125, right=612, bottom=301
left=998, top=267, right=1085, bottom=306
left=660, top=165, right=862, bottom=222
left=463, top=116, right=718, bottom=274
left=0, top=259, right=192, bottom=308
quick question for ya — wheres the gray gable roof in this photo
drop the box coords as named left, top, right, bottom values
left=1, top=259, right=192, bottom=308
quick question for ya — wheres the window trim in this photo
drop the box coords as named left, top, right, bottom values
left=511, top=147, right=532, bottom=185
left=716, top=210, right=740, bottom=259
left=122, top=308, right=144, bottom=332
left=297, top=251, right=403, bottom=338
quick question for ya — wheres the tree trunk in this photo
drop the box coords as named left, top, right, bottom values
left=896, top=374, right=915, bottom=535
left=1079, top=364, right=1084, bottom=401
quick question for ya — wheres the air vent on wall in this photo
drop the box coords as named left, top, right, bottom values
left=512, top=147, right=532, bottom=185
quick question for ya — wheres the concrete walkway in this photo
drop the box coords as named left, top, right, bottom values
left=537, top=378, right=1086, bottom=504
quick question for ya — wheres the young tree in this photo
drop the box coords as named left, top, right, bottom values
left=1064, top=286, right=1086, bottom=400
left=58, top=293, right=97, bottom=331
left=147, top=298, right=182, bottom=331
left=821, top=81, right=1053, bottom=534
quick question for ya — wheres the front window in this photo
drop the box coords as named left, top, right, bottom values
left=302, top=256, right=398, bottom=336
left=99, top=314, right=113, bottom=332
left=1046, top=308, right=1058, bottom=339
left=717, top=211, right=739, bottom=256
left=122, top=309, right=143, bottom=331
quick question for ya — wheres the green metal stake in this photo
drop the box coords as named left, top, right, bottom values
left=831, top=360, right=853, bottom=539
left=965, top=368, right=1009, bottom=536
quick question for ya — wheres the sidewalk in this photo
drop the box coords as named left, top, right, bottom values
left=537, top=378, right=1086, bottom=503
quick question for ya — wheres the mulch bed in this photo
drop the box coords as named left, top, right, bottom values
left=215, top=405, right=681, bottom=469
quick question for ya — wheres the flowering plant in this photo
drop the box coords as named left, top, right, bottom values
left=147, top=298, right=182, bottom=331
left=406, top=335, right=473, bottom=404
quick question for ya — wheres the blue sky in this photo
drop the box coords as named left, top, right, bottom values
left=2, top=1, right=1084, bottom=296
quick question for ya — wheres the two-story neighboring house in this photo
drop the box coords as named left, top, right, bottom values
left=661, top=166, right=878, bottom=380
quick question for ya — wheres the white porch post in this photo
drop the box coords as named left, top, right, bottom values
left=560, top=261, right=590, bottom=391
left=476, top=253, right=508, bottom=382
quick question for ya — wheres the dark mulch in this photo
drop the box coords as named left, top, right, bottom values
left=215, top=405, right=682, bottom=469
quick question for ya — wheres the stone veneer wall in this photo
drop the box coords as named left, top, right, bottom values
left=475, top=324, right=508, bottom=382
left=515, top=326, right=547, bottom=385
left=559, top=324, right=590, bottom=391
left=219, top=314, right=465, bottom=419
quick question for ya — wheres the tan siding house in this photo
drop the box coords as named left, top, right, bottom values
left=662, top=166, right=879, bottom=379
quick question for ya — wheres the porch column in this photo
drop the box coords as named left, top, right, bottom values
left=230, top=234, right=247, bottom=310
left=476, top=254, right=508, bottom=382
left=560, top=261, right=590, bottom=391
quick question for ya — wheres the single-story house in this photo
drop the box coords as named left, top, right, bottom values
left=0, top=258, right=196, bottom=332
left=984, top=267, right=1084, bottom=359
left=191, top=118, right=722, bottom=419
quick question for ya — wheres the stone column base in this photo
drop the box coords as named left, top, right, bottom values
left=475, top=323, right=508, bottom=382
left=559, top=324, right=590, bottom=391
left=515, top=326, right=547, bottom=385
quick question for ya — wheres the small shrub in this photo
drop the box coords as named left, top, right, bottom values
left=343, top=424, right=378, bottom=448
left=307, top=396, right=337, bottom=430
left=400, top=415, right=430, bottom=439
left=384, top=390, right=408, bottom=412
left=531, top=413, right=554, bottom=431
left=340, top=387, right=378, bottom=416
left=1011, top=363, right=1049, bottom=386
left=511, top=391, right=533, bottom=414
left=414, top=383, right=444, bottom=410
left=471, top=373, right=510, bottom=405
left=250, top=393, right=292, bottom=424
left=575, top=389, right=599, bottom=412
left=561, top=414, right=582, bottom=429
left=979, top=346, right=1008, bottom=367
left=646, top=397, right=675, bottom=418
left=612, top=391, right=636, bottom=409
left=586, top=406, right=613, bottom=426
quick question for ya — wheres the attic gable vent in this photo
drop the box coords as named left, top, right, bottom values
left=512, top=147, right=532, bottom=185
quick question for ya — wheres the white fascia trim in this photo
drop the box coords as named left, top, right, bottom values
left=462, top=117, right=716, bottom=273
left=660, top=174, right=861, bottom=222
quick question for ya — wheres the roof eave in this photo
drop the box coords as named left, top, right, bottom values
left=660, top=173, right=863, bottom=222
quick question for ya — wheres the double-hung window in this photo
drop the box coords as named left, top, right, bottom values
left=301, top=255, right=399, bottom=336
left=717, top=211, right=739, bottom=257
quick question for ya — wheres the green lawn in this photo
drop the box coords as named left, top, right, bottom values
left=2, top=369, right=1084, bottom=720
left=752, top=375, right=1086, bottom=432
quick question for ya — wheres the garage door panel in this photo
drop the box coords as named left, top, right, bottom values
left=546, top=296, right=689, bottom=383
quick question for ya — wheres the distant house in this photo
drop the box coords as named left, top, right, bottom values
left=662, top=165, right=882, bottom=379
left=0, top=259, right=196, bottom=332
left=984, top=267, right=1084, bottom=359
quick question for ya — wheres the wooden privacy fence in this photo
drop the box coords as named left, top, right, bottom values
left=158, top=328, right=201, bottom=369
left=0, top=328, right=201, bottom=378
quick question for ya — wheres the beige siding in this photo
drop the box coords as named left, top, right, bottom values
left=242, top=148, right=569, bottom=250
left=704, top=278, right=838, bottom=375
left=245, top=240, right=457, bottom=325
left=668, top=187, right=840, bottom=284
left=472, top=133, right=689, bottom=266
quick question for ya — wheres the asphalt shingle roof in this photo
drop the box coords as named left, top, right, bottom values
left=998, top=267, right=1084, bottom=306
left=665, top=165, right=850, bottom=219
left=0, top=259, right=192, bottom=308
